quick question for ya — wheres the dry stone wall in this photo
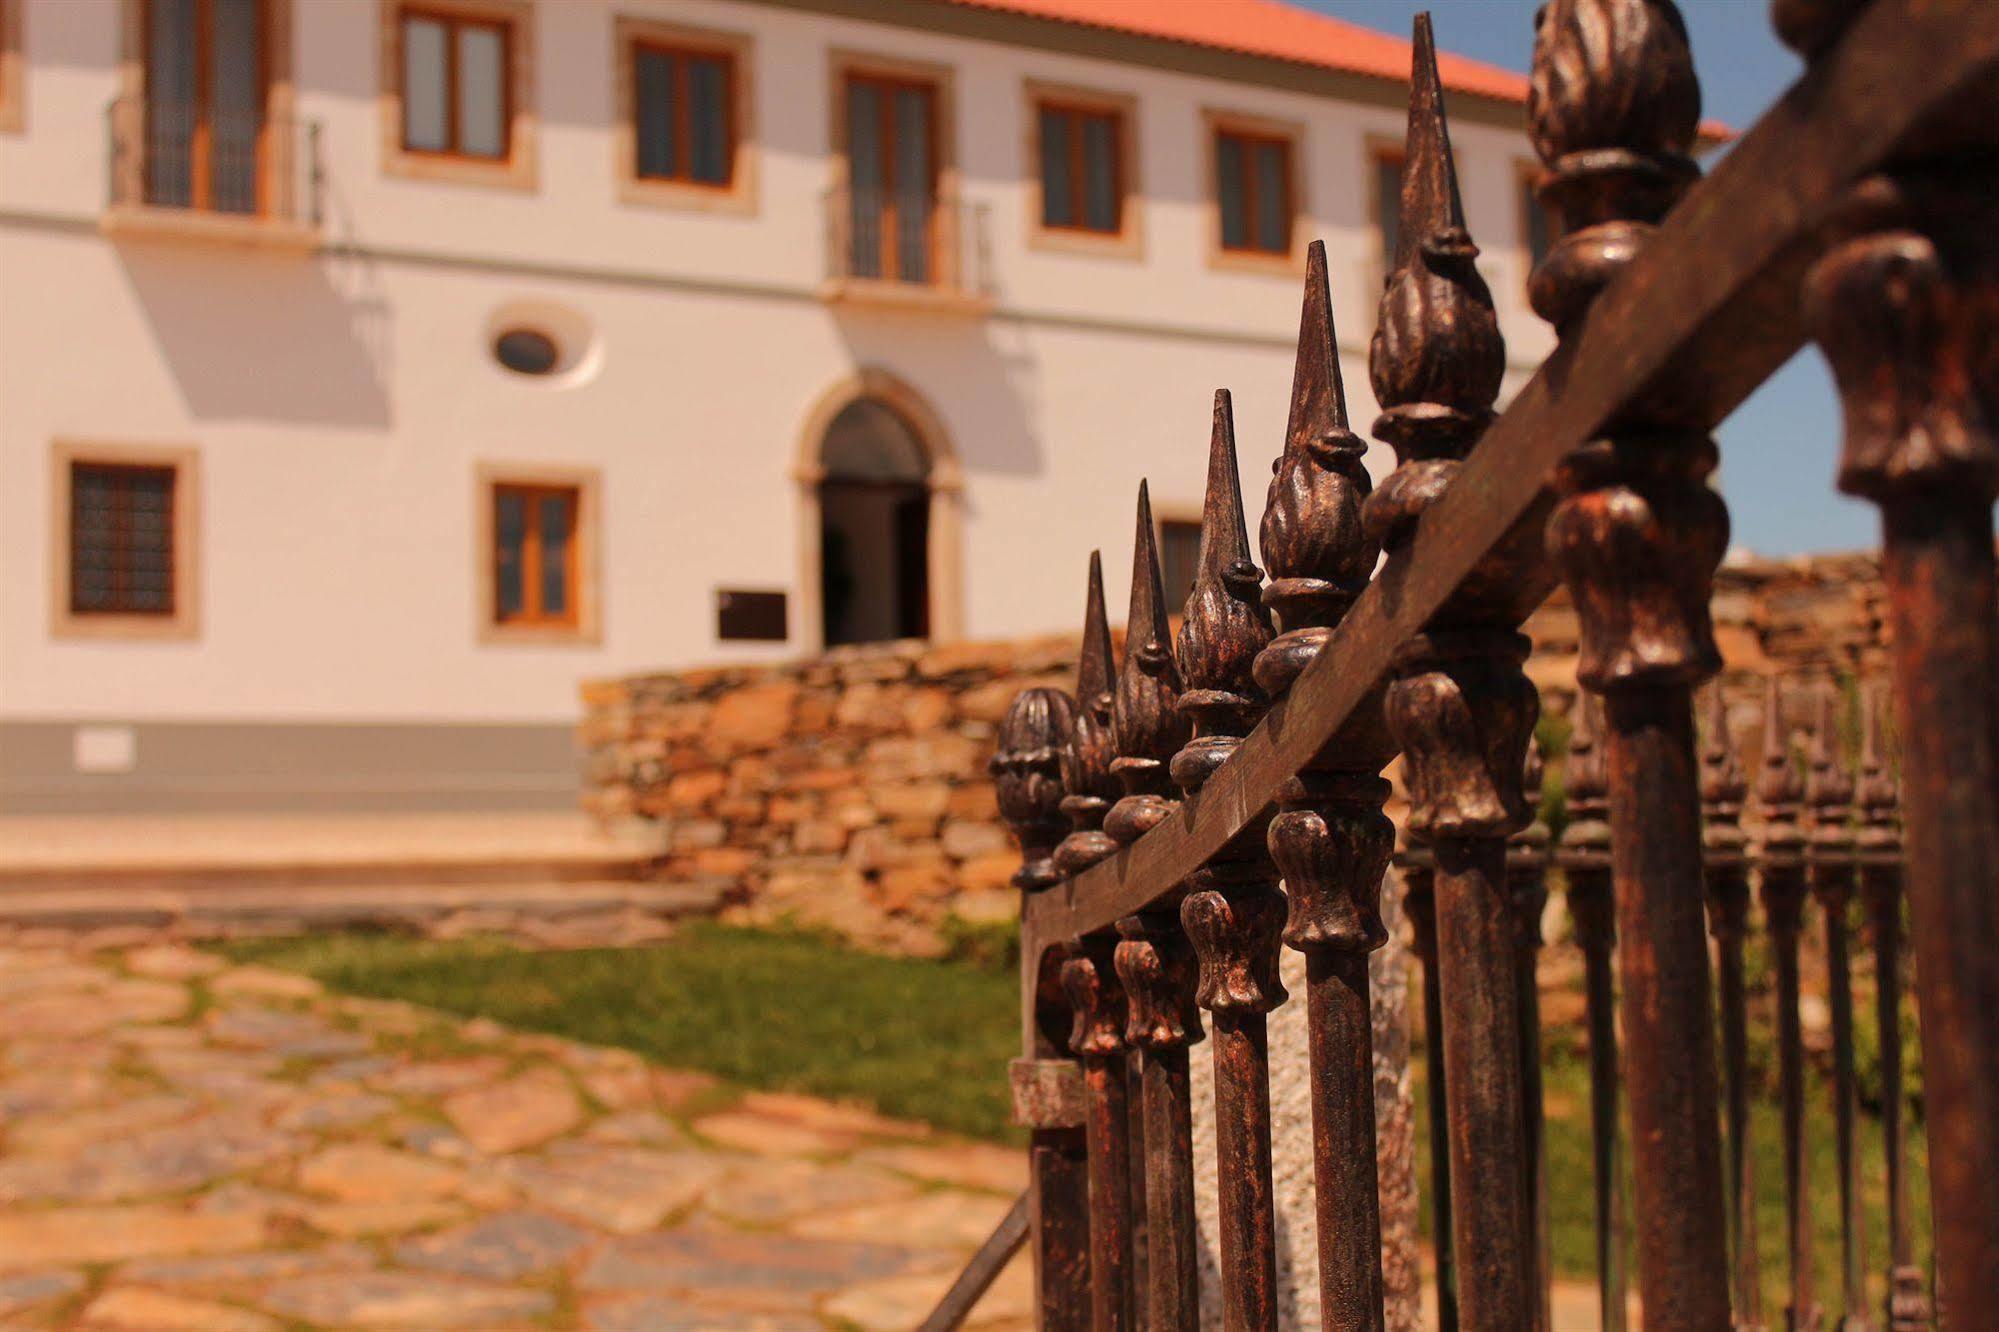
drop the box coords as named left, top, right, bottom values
left=579, top=551, right=1894, bottom=952
left=580, top=635, right=1085, bottom=954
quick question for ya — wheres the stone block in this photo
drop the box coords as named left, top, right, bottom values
left=915, top=640, right=1018, bottom=678
left=956, top=852, right=1019, bottom=894
left=939, top=820, right=1008, bottom=859
left=706, top=683, right=800, bottom=753
left=869, top=784, right=951, bottom=822
left=662, top=769, right=728, bottom=810
left=794, top=820, right=849, bottom=855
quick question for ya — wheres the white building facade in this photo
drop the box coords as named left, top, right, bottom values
left=0, top=0, right=1560, bottom=811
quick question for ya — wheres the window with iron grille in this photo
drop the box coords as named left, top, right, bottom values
left=69, top=462, right=178, bottom=617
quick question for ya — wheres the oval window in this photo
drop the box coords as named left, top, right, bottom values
left=494, top=328, right=560, bottom=376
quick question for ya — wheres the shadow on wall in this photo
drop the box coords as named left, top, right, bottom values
left=827, top=308, right=1043, bottom=479
left=115, top=235, right=392, bottom=429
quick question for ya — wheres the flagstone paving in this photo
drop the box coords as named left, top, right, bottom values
left=0, top=939, right=1031, bottom=1331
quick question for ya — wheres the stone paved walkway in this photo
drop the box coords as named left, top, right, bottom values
left=0, top=939, right=1030, bottom=1331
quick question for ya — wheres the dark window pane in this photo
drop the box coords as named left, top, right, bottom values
left=1523, top=174, right=1553, bottom=267
left=892, top=87, right=933, bottom=283
left=1376, top=153, right=1404, bottom=273
left=846, top=81, right=882, bottom=279
left=687, top=55, right=730, bottom=184
left=1253, top=140, right=1288, bottom=254
left=494, top=491, right=525, bottom=618
left=210, top=0, right=264, bottom=213
left=539, top=494, right=572, bottom=616
left=402, top=16, right=449, bottom=151
left=1160, top=520, right=1202, bottom=616
left=145, top=0, right=197, bottom=206
left=1039, top=107, right=1073, bottom=228
left=1217, top=133, right=1247, bottom=250
left=634, top=47, right=679, bottom=179
left=1081, top=114, right=1118, bottom=232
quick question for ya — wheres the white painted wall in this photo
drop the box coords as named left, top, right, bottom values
left=0, top=0, right=1552, bottom=727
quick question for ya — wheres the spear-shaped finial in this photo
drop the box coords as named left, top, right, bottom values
left=1560, top=691, right=1610, bottom=852
left=1056, top=551, right=1121, bottom=875
left=1755, top=676, right=1805, bottom=857
left=1854, top=682, right=1898, bottom=849
left=1077, top=550, right=1115, bottom=718
left=1286, top=238, right=1351, bottom=450
left=1396, top=12, right=1470, bottom=274
left=1173, top=390, right=1272, bottom=792
left=1806, top=680, right=1854, bottom=857
left=1365, top=11, right=1503, bottom=550
left=1258, top=241, right=1375, bottom=665
left=1106, top=481, right=1189, bottom=846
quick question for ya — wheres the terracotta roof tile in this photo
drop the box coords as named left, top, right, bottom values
left=939, top=0, right=1733, bottom=140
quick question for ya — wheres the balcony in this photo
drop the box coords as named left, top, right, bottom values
left=103, top=97, right=323, bottom=250
left=821, top=186, right=993, bottom=314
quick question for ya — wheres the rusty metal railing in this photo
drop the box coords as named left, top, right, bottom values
left=106, top=96, right=323, bottom=229
left=944, top=0, right=1999, bottom=1328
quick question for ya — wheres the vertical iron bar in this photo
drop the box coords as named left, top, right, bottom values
left=1558, top=693, right=1626, bottom=1332
left=1754, top=678, right=1819, bottom=1332
left=1174, top=391, right=1282, bottom=1332
left=1805, top=683, right=1870, bottom=1332
left=1506, top=739, right=1552, bottom=1332
left=1702, top=684, right=1762, bottom=1331
left=1402, top=858, right=1458, bottom=1332
left=1066, top=938, right=1136, bottom=1332
left=1854, top=685, right=1930, bottom=1332
left=1368, top=19, right=1538, bottom=1330
left=1254, top=238, right=1396, bottom=1332
left=996, top=688, right=1092, bottom=1332
left=1530, top=3, right=1731, bottom=1322
left=1106, top=482, right=1200, bottom=1332
left=1796, top=155, right=1999, bottom=1322
left=1058, top=553, right=1137, bottom=1332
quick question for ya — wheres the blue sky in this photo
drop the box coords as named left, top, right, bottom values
left=1300, top=0, right=1876, bottom=556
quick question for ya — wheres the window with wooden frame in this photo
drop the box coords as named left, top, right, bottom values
left=615, top=19, right=752, bottom=211
left=841, top=70, right=941, bottom=285
left=70, top=463, right=178, bottom=617
left=1036, top=100, right=1123, bottom=235
left=490, top=481, right=579, bottom=628
left=0, top=0, right=24, bottom=133
left=1371, top=145, right=1405, bottom=278
left=382, top=0, right=531, bottom=188
left=1211, top=117, right=1297, bottom=261
left=53, top=443, right=200, bottom=640
left=633, top=40, right=732, bottom=187
left=1158, top=517, right=1202, bottom=614
left=399, top=6, right=509, bottom=158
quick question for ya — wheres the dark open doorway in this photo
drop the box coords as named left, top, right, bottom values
left=819, top=398, right=930, bottom=646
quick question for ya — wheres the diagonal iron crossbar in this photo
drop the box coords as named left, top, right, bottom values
left=1017, top=0, right=1999, bottom=972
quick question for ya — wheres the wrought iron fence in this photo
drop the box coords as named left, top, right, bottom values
left=950, top=0, right=1999, bottom=1328
left=106, top=96, right=323, bottom=228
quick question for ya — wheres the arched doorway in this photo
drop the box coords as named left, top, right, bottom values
left=817, top=397, right=930, bottom=646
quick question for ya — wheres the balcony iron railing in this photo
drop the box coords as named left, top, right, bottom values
left=822, top=184, right=992, bottom=306
left=107, top=96, right=322, bottom=231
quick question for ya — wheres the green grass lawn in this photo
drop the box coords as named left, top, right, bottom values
left=223, top=922, right=1021, bottom=1141
left=230, top=922, right=1931, bottom=1311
